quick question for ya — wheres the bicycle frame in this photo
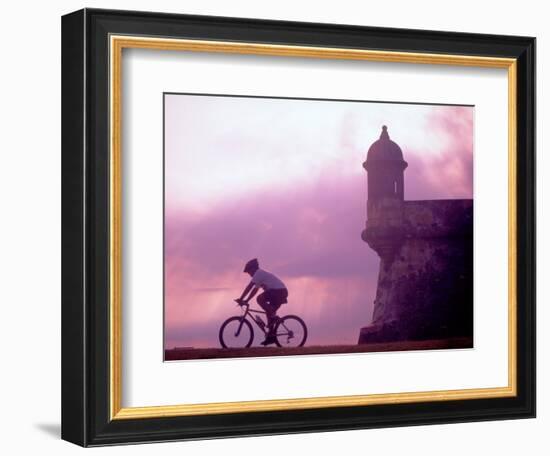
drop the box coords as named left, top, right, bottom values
left=237, top=303, right=268, bottom=335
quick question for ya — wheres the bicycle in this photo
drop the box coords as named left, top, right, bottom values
left=219, top=299, right=308, bottom=349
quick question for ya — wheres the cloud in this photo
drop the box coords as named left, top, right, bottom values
left=404, top=106, right=473, bottom=200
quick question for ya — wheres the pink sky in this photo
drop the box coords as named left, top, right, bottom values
left=164, top=94, right=473, bottom=349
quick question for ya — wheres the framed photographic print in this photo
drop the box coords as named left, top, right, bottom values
left=61, top=8, right=535, bottom=447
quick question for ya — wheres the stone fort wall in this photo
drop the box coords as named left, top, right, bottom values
left=359, top=199, right=473, bottom=343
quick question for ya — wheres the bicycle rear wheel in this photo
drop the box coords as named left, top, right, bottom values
left=219, top=316, right=254, bottom=348
left=274, top=315, right=307, bottom=347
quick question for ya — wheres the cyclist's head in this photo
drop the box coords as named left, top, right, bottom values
left=244, top=258, right=259, bottom=275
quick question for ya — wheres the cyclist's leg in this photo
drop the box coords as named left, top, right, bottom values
left=257, top=291, right=268, bottom=313
left=257, top=292, right=273, bottom=330
left=267, top=301, right=283, bottom=335
left=270, top=289, right=287, bottom=322
left=257, top=291, right=276, bottom=334
left=268, top=303, right=282, bottom=332
left=257, top=292, right=276, bottom=345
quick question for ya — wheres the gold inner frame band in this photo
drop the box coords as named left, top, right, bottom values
left=109, top=35, right=517, bottom=420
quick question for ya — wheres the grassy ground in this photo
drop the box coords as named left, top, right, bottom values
left=164, top=337, right=473, bottom=361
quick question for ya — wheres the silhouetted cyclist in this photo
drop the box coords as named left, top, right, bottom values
left=236, top=258, right=289, bottom=346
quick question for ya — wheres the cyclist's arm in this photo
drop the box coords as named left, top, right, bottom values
left=246, top=286, right=259, bottom=302
left=238, top=281, right=255, bottom=301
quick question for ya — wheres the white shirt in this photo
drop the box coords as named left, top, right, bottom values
left=251, top=268, right=286, bottom=290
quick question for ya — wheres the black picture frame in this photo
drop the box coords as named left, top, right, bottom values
left=62, top=8, right=535, bottom=447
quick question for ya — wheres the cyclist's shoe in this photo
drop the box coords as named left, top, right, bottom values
left=260, top=335, right=277, bottom=346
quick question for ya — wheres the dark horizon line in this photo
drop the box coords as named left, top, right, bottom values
left=163, top=91, right=475, bottom=108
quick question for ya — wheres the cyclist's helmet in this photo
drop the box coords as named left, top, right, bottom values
left=244, top=258, right=259, bottom=274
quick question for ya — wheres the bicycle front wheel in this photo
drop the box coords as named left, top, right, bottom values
left=219, top=316, right=254, bottom=348
left=274, top=315, right=308, bottom=347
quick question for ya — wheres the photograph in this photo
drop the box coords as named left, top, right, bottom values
left=163, top=94, right=474, bottom=361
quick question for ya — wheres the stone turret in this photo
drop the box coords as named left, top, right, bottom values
left=361, top=126, right=408, bottom=261
left=363, top=125, right=408, bottom=201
